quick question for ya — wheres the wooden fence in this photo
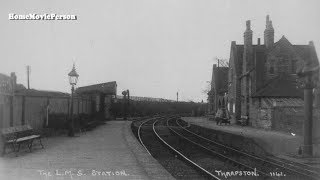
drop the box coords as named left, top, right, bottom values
left=0, top=93, right=93, bottom=130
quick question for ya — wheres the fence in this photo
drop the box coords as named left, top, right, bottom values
left=0, top=93, right=93, bottom=130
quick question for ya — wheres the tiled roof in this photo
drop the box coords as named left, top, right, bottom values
left=262, top=97, right=303, bottom=107
left=253, top=74, right=303, bottom=98
left=76, top=81, right=117, bottom=95
left=15, top=84, right=26, bottom=91
left=233, top=36, right=319, bottom=75
left=235, top=45, right=244, bottom=75
left=116, top=95, right=175, bottom=102
left=0, top=73, right=10, bottom=79
left=269, top=36, right=319, bottom=74
left=262, top=98, right=303, bottom=114
left=231, top=36, right=318, bottom=97
left=216, top=67, right=229, bottom=94
left=16, top=89, right=69, bottom=97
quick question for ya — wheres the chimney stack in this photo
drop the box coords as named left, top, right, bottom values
left=242, top=20, right=253, bottom=121
left=244, top=20, right=253, bottom=47
left=243, top=20, right=253, bottom=67
left=264, top=15, right=274, bottom=48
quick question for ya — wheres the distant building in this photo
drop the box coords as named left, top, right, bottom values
left=228, top=15, right=319, bottom=128
left=0, top=72, right=26, bottom=95
left=207, top=64, right=229, bottom=114
left=75, top=81, right=117, bottom=119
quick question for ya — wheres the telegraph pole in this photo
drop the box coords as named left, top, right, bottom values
left=122, top=90, right=128, bottom=120
left=176, top=92, right=179, bottom=102
left=26, top=65, right=31, bottom=89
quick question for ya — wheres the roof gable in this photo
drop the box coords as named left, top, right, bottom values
left=267, top=36, right=300, bottom=59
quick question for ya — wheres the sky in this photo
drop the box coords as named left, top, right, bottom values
left=0, top=0, right=319, bottom=102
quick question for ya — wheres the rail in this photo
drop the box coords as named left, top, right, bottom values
left=152, top=117, right=221, bottom=180
left=175, top=118, right=319, bottom=180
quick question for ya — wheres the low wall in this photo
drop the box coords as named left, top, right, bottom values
left=272, top=107, right=303, bottom=135
left=272, top=107, right=320, bottom=136
left=251, top=104, right=320, bottom=138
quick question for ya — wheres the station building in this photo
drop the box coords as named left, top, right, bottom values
left=227, top=15, right=319, bottom=132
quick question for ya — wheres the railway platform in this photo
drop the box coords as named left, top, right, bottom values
left=0, top=121, right=174, bottom=180
left=181, top=117, right=320, bottom=169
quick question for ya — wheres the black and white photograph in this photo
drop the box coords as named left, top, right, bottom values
left=0, top=0, right=320, bottom=179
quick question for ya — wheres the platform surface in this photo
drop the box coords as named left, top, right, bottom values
left=0, top=121, right=174, bottom=180
left=182, top=117, right=320, bottom=168
left=182, top=117, right=302, bottom=155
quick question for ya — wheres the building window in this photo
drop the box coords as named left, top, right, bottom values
left=278, top=58, right=289, bottom=73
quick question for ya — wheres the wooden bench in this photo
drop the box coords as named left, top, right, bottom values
left=1, top=125, right=44, bottom=156
left=79, top=116, right=100, bottom=132
left=85, top=121, right=100, bottom=131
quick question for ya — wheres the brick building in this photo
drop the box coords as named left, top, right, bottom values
left=228, top=15, right=319, bottom=128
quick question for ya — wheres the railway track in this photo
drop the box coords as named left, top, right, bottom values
left=135, top=116, right=207, bottom=180
left=172, top=117, right=320, bottom=180
left=152, top=117, right=222, bottom=180
left=135, top=116, right=320, bottom=179
left=137, top=117, right=267, bottom=179
left=138, top=116, right=258, bottom=179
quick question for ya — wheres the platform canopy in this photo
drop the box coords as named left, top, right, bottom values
left=75, top=81, right=117, bottom=95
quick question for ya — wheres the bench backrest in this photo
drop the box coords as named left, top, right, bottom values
left=1, top=125, right=33, bottom=138
left=241, top=115, right=249, bottom=120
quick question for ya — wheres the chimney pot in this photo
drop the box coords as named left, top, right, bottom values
left=264, top=15, right=274, bottom=48
left=309, top=41, right=314, bottom=46
left=246, top=20, right=251, bottom=30
left=269, top=21, right=273, bottom=28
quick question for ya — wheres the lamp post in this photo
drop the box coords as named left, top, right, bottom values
left=68, top=63, right=79, bottom=137
left=127, top=90, right=130, bottom=117
left=122, top=90, right=128, bottom=120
